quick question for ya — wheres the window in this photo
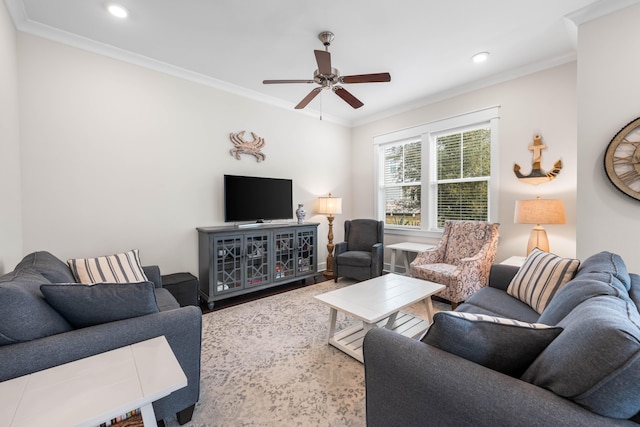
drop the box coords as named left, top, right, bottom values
left=383, top=139, right=422, bottom=227
left=374, top=107, right=499, bottom=235
left=433, top=126, right=491, bottom=227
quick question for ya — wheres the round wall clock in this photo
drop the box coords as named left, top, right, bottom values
left=604, top=117, right=640, bottom=201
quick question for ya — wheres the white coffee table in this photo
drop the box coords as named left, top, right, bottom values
left=314, top=274, right=445, bottom=362
left=0, top=336, right=187, bottom=427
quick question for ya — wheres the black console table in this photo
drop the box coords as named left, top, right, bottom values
left=197, top=223, right=319, bottom=309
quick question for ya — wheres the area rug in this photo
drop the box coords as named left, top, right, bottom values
left=164, top=279, right=448, bottom=427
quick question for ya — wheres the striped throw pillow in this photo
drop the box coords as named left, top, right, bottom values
left=444, top=312, right=557, bottom=329
left=68, top=249, right=149, bottom=285
left=507, top=248, right=580, bottom=314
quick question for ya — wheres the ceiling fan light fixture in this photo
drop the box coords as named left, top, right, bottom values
left=263, top=31, right=390, bottom=110
left=107, top=3, right=129, bottom=19
left=472, top=52, right=490, bottom=63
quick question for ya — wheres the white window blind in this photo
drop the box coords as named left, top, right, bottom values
left=373, top=106, right=499, bottom=234
left=434, top=127, right=491, bottom=227
left=382, top=140, right=421, bottom=227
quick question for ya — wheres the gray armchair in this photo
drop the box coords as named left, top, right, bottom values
left=333, top=219, right=384, bottom=282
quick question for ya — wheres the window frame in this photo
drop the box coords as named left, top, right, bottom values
left=373, top=106, right=500, bottom=238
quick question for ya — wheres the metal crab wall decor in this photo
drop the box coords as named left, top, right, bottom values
left=229, top=131, right=266, bottom=162
left=513, top=134, right=562, bottom=185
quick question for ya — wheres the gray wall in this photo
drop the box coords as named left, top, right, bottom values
left=0, top=1, right=22, bottom=274
left=577, top=3, right=640, bottom=272
left=15, top=33, right=351, bottom=275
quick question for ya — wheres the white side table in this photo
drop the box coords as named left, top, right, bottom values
left=0, top=336, right=187, bottom=427
left=500, top=256, right=527, bottom=267
left=387, top=242, right=434, bottom=275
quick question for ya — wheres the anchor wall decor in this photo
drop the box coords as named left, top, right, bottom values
left=513, top=134, right=562, bottom=185
left=229, top=131, right=266, bottom=162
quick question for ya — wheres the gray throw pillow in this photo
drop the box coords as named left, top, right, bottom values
left=14, top=251, right=77, bottom=284
left=0, top=269, right=72, bottom=345
left=40, top=282, right=159, bottom=328
left=422, top=311, right=562, bottom=377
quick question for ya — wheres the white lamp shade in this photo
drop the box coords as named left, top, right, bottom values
left=514, top=199, right=565, bottom=225
left=317, top=195, right=342, bottom=215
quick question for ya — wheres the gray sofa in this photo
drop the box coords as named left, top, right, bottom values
left=0, top=251, right=201, bottom=425
left=363, top=251, right=640, bottom=426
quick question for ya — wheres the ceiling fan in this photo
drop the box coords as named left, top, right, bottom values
left=263, top=31, right=391, bottom=110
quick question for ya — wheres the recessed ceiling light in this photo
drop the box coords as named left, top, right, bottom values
left=107, top=4, right=129, bottom=18
left=472, top=52, right=489, bottom=63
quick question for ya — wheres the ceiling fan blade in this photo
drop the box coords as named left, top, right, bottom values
left=333, top=86, right=364, bottom=109
left=295, top=87, right=322, bottom=109
left=341, top=73, right=391, bottom=84
left=314, top=50, right=332, bottom=75
left=263, top=79, right=315, bottom=84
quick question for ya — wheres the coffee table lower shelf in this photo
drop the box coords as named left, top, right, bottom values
left=330, top=312, right=429, bottom=363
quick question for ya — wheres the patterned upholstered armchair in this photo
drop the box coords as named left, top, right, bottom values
left=410, top=220, right=500, bottom=308
left=333, top=219, right=384, bottom=282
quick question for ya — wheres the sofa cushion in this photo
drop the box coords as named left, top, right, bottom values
left=421, top=311, right=562, bottom=377
left=458, top=287, right=540, bottom=323
left=507, top=248, right=579, bottom=314
left=67, top=249, right=149, bottom=284
left=522, top=295, right=640, bottom=418
left=335, top=251, right=372, bottom=267
left=40, top=282, right=159, bottom=328
left=0, top=269, right=72, bottom=345
left=154, top=288, right=181, bottom=311
left=15, top=251, right=77, bottom=283
left=575, top=251, right=630, bottom=290
left=538, top=272, right=627, bottom=325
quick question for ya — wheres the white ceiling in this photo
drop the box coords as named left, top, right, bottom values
left=4, top=0, right=639, bottom=126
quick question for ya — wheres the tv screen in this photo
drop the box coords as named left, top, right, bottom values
left=224, top=175, right=293, bottom=222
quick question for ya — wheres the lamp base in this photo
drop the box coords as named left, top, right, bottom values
left=527, top=225, right=549, bottom=255
left=323, top=214, right=336, bottom=278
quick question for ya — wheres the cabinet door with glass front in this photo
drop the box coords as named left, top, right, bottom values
left=273, top=229, right=296, bottom=281
left=244, top=231, right=271, bottom=288
left=212, top=234, right=243, bottom=295
left=296, top=227, right=316, bottom=275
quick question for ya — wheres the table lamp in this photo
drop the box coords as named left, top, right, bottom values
left=514, top=197, right=565, bottom=255
left=317, top=193, right=342, bottom=278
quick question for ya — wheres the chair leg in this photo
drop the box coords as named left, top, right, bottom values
left=177, top=404, right=196, bottom=425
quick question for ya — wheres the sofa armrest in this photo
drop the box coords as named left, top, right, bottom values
left=411, top=243, right=445, bottom=266
left=363, top=328, right=635, bottom=427
left=0, top=306, right=202, bottom=421
left=143, top=265, right=162, bottom=288
left=488, top=264, right=520, bottom=291
left=334, top=242, right=348, bottom=256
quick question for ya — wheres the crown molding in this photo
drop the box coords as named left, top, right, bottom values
left=4, top=0, right=349, bottom=127
left=565, top=0, right=640, bottom=26
left=351, top=52, right=577, bottom=128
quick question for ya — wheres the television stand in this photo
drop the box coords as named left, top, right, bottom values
left=197, top=223, right=319, bottom=309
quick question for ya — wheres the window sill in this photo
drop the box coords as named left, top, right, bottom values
left=383, top=227, right=443, bottom=239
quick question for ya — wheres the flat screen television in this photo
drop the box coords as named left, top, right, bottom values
left=224, top=175, right=293, bottom=223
